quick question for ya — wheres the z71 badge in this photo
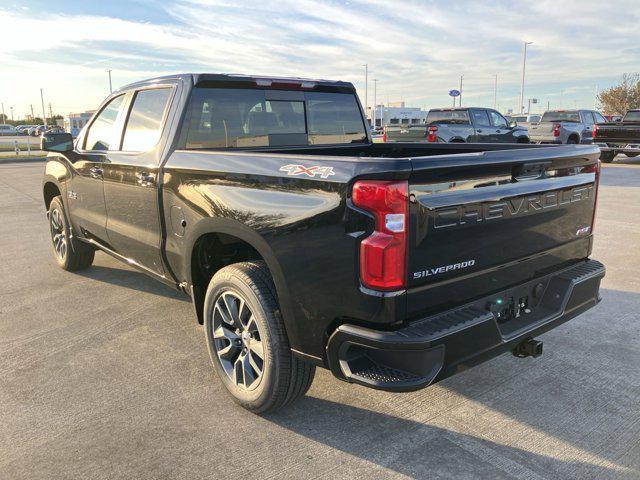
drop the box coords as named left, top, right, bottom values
left=279, top=164, right=335, bottom=179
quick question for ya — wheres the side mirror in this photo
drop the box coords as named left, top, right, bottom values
left=41, top=132, right=74, bottom=152
left=509, top=121, right=518, bottom=128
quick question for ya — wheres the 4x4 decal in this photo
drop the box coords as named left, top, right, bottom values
left=279, top=164, right=335, bottom=179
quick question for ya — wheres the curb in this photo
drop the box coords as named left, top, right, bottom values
left=0, top=156, right=47, bottom=164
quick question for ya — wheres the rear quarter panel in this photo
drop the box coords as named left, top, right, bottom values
left=162, top=150, right=412, bottom=361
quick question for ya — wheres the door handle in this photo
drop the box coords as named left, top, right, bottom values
left=136, top=171, right=155, bottom=186
left=89, top=166, right=103, bottom=178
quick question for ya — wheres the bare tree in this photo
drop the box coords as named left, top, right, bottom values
left=597, top=73, right=640, bottom=115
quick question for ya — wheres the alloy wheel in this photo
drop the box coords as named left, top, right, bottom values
left=50, top=208, right=67, bottom=260
left=212, top=291, right=265, bottom=390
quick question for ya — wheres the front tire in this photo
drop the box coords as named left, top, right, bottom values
left=204, top=261, right=315, bottom=413
left=48, top=196, right=95, bottom=271
left=624, top=152, right=639, bottom=158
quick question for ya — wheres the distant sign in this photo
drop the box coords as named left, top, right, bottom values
left=449, top=89, right=461, bottom=97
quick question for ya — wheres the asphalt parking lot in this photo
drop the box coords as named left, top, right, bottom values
left=1, top=156, right=639, bottom=480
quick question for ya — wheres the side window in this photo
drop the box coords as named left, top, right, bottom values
left=489, top=111, right=508, bottom=128
left=593, top=112, right=606, bottom=123
left=471, top=110, right=491, bottom=127
left=580, top=111, right=593, bottom=124
left=122, top=88, right=172, bottom=152
left=84, top=95, right=126, bottom=151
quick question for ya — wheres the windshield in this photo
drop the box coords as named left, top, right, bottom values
left=541, top=111, right=581, bottom=123
left=426, top=110, right=470, bottom=125
left=181, top=87, right=367, bottom=149
left=623, top=111, right=640, bottom=122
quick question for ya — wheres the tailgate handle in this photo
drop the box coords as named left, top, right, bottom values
left=512, top=162, right=551, bottom=181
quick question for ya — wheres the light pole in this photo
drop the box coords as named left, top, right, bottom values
left=493, top=74, right=498, bottom=109
left=459, top=75, right=463, bottom=107
left=40, top=88, right=47, bottom=127
left=362, top=64, right=368, bottom=124
left=108, top=69, right=113, bottom=94
left=519, top=41, right=533, bottom=113
left=373, top=79, right=378, bottom=129
left=1, top=102, right=4, bottom=123
left=10, top=106, right=14, bottom=122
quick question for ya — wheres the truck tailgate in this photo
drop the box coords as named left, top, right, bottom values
left=528, top=122, right=556, bottom=140
left=405, top=145, right=599, bottom=317
left=597, top=124, right=640, bottom=142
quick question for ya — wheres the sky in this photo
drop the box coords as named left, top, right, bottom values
left=1, top=0, right=639, bottom=119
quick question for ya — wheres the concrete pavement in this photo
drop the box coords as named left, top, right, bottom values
left=0, top=156, right=639, bottom=479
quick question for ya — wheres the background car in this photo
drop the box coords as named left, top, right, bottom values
left=529, top=109, right=606, bottom=144
left=509, top=113, right=541, bottom=128
left=0, top=124, right=17, bottom=136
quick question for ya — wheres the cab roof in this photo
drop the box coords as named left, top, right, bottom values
left=118, top=73, right=355, bottom=93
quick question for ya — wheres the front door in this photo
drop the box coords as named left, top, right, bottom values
left=488, top=110, right=512, bottom=143
left=103, top=86, right=174, bottom=275
left=68, top=94, right=127, bottom=245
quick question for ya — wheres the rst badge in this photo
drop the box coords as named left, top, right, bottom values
left=279, top=164, right=335, bottom=179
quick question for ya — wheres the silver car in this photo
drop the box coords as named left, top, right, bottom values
left=509, top=114, right=541, bottom=129
left=529, top=110, right=607, bottom=144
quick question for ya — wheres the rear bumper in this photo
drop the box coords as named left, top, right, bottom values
left=532, top=138, right=562, bottom=144
left=326, top=259, right=605, bottom=392
left=596, top=142, right=640, bottom=153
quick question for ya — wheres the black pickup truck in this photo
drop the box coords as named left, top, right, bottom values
left=593, top=109, right=640, bottom=162
left=384, top=107, right=530, bottom=144
left=41, top=73, right=605, bottom=413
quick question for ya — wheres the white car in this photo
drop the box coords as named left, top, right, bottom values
left=0, top=124, right=17, bottom=136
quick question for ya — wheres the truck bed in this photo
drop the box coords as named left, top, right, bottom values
left=164, top=143, right=600, bottom=361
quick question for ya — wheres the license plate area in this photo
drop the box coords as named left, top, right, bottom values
left=486, top=278, right=555, bottom=338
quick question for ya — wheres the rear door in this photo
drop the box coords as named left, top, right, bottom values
left=580, top=111, right=595, bottom=143
left=69, top=94, right=128, bottom=245
left=469, top=109, right=494, bottom=142
left=103, top=85, right=175, bottom=275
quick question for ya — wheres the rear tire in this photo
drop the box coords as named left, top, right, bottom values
left=600, top=151, right=616, bottom=163
left=48, top=196, right=95, bottom=271
left=204, top=261, right=315, bottom=413
left=624, top=152, right=639, bottom=158
left=566, top=136, right=579, bottom=144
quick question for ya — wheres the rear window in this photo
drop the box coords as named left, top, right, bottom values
left=426, top=110, right=470, bottom=125
left=540, top=111, right=581, bottom=123
left=623, top=111, right=640, bottom=122
left=182, top=88, right=366, bottom=149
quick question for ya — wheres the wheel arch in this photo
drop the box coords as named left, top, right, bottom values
left=184, top=218, right=296, bottom=344
left=43, top=181, right=61, bottom=210
left=567, top=133, right=580, bottom=144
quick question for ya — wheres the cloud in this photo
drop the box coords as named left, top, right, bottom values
left=0, top=0, right=638, bottom=116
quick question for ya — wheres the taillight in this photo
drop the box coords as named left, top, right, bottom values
left=382, top=127, right=387, bottom=143
left=352, top=180, right=408, bottom=291
left=553, top=124, right=561, bottom=137
left=592, top=124, right=598, bottom=139
left=427, top=126, right=438, bottom=143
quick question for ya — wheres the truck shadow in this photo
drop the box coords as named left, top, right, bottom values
left=264, top=288, right=638, bottom=479
left=600, top=165, right=640, bottom=188
left=76, top=264, right=188, bottom=301
left=266, top=396, right=628, bottom=479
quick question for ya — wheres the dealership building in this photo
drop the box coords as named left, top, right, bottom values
left=366, top=102, right=428, bottom=128
left=63, top=111, right=95, bottom=137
